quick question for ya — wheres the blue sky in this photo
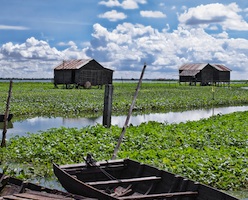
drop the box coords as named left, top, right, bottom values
left=1, top=0, right=248, bottom=79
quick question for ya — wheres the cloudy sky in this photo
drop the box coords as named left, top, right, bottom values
left=1, top=0, right=248, bottom=79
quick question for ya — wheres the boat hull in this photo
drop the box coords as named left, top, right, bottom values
left=0, top=173, right=93, bottom=199
left=53, top=158, right=238, bottom=200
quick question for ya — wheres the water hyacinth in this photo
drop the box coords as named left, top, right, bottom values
left=0, top=111, right=247, bottom=191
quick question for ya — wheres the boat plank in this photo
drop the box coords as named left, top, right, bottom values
left=64, top=164, right=125, bottom=175
left=15, top=192, right=74, bottom=200
left=60, top=159, right=124, bottom=169
left=86, top=176, right=161, bottom=186
left=119, top=191, right=198, bottom=200
left=25, top=190, right=74, bottom=199
left=0, top=195, right=27, bottom=200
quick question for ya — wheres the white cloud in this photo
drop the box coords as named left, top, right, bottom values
left=0, top=25, right=29, bottom=30
left=0, top=37, right=88, bottom=78
left=171, top=6, right=176, bottom=10
left=99, top=0, right=121, bottom=7
left=57, top=41, right=76, bottom=47
left=181, top=6, right=187, bottom=11
left=1, top=37, right=61, bottom=60
left=178, top=3, right=248, bottom=31
left=122, top=0, right=139, bottom=9
left=98, top=10, right=127, bottom=21
left=1, top=22, right=248, bottom=80
left=86, top=23, right=248, bottom=79
left=99, top=0, right=147, bottom=9
left=140, top=11, right=166, bottom=18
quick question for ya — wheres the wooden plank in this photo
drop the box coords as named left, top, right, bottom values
left=64, top=164, right=125, bottom=175
left=119, top=191, right=198, bottom=200
left=86, top=176, right=161, bottom=186
left=14, top=192, right=72, bottom=200
left=60, top=159, right=124, bottom=169
left=0, top=195, right=30, bottom=200
left=25, top=190, right=74, bottom=199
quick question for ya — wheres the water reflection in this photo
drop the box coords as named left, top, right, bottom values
left=2, top=105, right=248, bottom=139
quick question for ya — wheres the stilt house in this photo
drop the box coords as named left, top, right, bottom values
left=179, top=63, right=231, bottom=85
left=54, top=59, right=113, bottom=88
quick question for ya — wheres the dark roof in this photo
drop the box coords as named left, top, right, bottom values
left=179, top=63, right=207, bottom=71
left=179, top=63, right=231, bottom=72
left=211, top=64, right=232, bottom=71
left=54, top=59, right=92, bottom=70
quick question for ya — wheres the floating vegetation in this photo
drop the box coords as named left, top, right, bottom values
left=0, top=111, right=247, bottom=191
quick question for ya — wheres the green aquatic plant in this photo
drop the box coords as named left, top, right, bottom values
left=0, top=111, right=247, bottom=191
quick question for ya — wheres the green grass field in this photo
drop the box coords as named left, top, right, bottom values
left=0, top=81, right=247, bottom=118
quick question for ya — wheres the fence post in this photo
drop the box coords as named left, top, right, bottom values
left=1, top=80, right=13, bottom=147
left=103, top=84, right=113, bottom=128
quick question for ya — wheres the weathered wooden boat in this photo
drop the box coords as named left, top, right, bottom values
left=0, top=172, right=96, bottom=199
left=0, top=114, right=13, bottom=122
left=53, top=155, right=239, bottom=200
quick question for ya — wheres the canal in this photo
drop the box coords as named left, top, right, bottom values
left=3, top=105, right=248, bottom=139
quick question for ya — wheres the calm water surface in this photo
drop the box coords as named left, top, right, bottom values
left=3, top=105, right=248, bottom=139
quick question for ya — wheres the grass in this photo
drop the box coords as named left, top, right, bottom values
left=0, top=81, right=247, bottom=118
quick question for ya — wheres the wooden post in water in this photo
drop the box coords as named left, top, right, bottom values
left=1, top=80, right=13, bottom=147
left=112, top=64, right=146, bottom=160
left=103, top=84, right=113, bottom=128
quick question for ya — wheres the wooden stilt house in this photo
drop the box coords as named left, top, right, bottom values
left=54, top=59, right=113, bottom=88
left=179, top=63, right=231, bottom=85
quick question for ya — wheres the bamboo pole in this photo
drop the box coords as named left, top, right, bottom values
left=1, top=80, right=13, bottom=147
left=111, top=64, right=146, bottom=160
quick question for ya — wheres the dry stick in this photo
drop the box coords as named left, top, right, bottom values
left=1, top=80, right=13, bottom=147
left=111, top=64, right=146, bottom=160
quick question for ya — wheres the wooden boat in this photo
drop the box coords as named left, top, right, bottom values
left=53, top=155, right=238, bottom=200
left=0, top=114, right=13, bottom=122
left=0, top=172, right=96, bottom=199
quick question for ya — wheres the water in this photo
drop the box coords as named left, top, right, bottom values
left=3, top=105, right=248, bottom=139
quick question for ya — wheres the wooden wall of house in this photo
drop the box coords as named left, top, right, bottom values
left=218, top=71, right=230, bottom=82
left=179, top=76, right=193, bottom=82
left=76, top=70, right=100, bottom=86
left=201, top=65, right=214, bottom=84
left=54, top=70, right=74, bottom=84
left=75, top=69, right=113, bottom=86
